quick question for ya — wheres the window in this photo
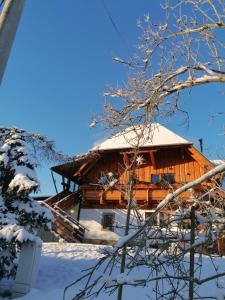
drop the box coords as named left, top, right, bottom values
left=151, top=174, right=160, bottom=184
left=141, top=153, right=151, bottom=164
left=98, top=176, right=108, bottom=185
left=131, top=175, right=139, bottom=185
left=161, top=174, right=175, bottom=184
left=151, top=174, right=175, bottom=185
left=179, top=218, right=191, bottom=229
left=102, top=213, right=115, bottom=231
left=108, top=173, right=120, bottom=184
left=145, top=212, right=158, bottom=226
left=159, top=212, right=171, bottom=227
left=99, top=174, right=120, bottom=185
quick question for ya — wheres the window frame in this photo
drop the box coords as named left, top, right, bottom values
left=159, top=212, right=171, bottom=227
left=150, top=173, right=176, bottom=185
left=101, top=212, right=115, bottom=231
left=161, top=173, right=175, bottom=184
left=144, top=211, right=158, bottom=226
left=151, top=174, right=160, bottom=184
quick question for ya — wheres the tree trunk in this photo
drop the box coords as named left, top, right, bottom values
left=117, top=174, right=134, bottom=300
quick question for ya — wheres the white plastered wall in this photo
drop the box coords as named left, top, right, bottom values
left=79, top=208, right=157, bottom=242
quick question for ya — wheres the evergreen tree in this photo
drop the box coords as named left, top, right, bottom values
left=0, top=127, right=62, bottom=279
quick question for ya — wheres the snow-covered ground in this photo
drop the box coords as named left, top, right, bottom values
left=2, top=242, right=225, bottom=300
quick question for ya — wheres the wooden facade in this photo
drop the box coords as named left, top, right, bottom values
left=42, top=124, right=224, bottom=247
left=52, top=144, right=215, bottom=210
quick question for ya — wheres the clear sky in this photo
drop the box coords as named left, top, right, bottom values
left=0, top=0, right=224, bottom=195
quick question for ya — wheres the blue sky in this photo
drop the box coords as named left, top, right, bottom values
left=0, top=0, right=224, bottom=195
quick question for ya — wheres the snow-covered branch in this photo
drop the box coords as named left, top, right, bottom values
left=114, top=163, right=225, bottom=251
left=167, top=22, right=225, bottom=38
left=99, top=0, right=225, bottom=129
left=68, top=162, right=225, bottom=300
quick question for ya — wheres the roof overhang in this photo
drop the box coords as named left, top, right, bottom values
left=51, top=152, right=100, bottom=179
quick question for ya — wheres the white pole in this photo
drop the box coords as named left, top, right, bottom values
left=0, top=0, right=25, bottom=84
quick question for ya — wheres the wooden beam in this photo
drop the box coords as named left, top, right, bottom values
left=123, top=153, right=130, bottom=167
left=100, top=191, right=104, bottom=205
left=150, top=150, right=157, bottom=169
left=73, top=162, right=89, bottom=177
left=82, top=158, right=100, bottom=176
left=186, top=146, right=214, bottom=170
left=119, top=145, right=186, bottom=155
left=82, top=190, right=87, bottom=205
left=119, top=191, right=124, bottom=205
left=146, top=189, right=150, bottom=206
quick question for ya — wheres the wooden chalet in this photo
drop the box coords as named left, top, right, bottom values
left=41, top=124, right=224, bottom=245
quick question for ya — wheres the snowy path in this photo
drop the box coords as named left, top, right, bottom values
left=2, top=243, right=225, bottom=300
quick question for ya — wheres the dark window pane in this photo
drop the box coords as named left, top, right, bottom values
left=102, top=213, right=115, bottom=231
left=99, top=176, right=108, bottom=185
left=161, top=174, right=175, bottom=184
left=142, top=153, right=151, bottom=164
left=159, top=212, right=171, bottom=227
left=145, top=212, right=158, bottom=226
left=179, top=218, right=191, bottom=229
left=108, top=173, right=119, bottom=180
left=151, top=174, right=160, bottom=184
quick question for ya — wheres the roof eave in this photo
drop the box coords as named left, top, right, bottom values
left=93, top=142, right=192, bottom=152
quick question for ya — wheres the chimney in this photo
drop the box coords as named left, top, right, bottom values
left=198, top=138, right=203, bottom=153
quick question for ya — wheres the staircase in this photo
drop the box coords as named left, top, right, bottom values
left=41, top=191, right=87, bottom=242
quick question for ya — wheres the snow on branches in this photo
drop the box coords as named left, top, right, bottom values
left=0, top=127, right=62, bottom=279
left=100, top=0, right=225, bottom=130
left=66, top=163, right=225, bottom=300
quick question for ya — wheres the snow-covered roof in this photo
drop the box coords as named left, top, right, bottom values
left=92, top=123, right=191, bottom=151
left=210, top=160, right=225, bottom=166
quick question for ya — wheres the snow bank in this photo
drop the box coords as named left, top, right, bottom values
left=1, top=243, right=223, bottom=300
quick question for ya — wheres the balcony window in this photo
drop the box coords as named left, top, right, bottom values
left=99, top=174, right=119, bottom=185
left=151, top=174, right=160, bottom=184
left=98, top=176, right=108, bottom=185
left=161, top=174, right=175, bottom=184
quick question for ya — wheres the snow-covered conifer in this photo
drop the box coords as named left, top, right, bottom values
left=0, top=127, right=56, bottom=279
